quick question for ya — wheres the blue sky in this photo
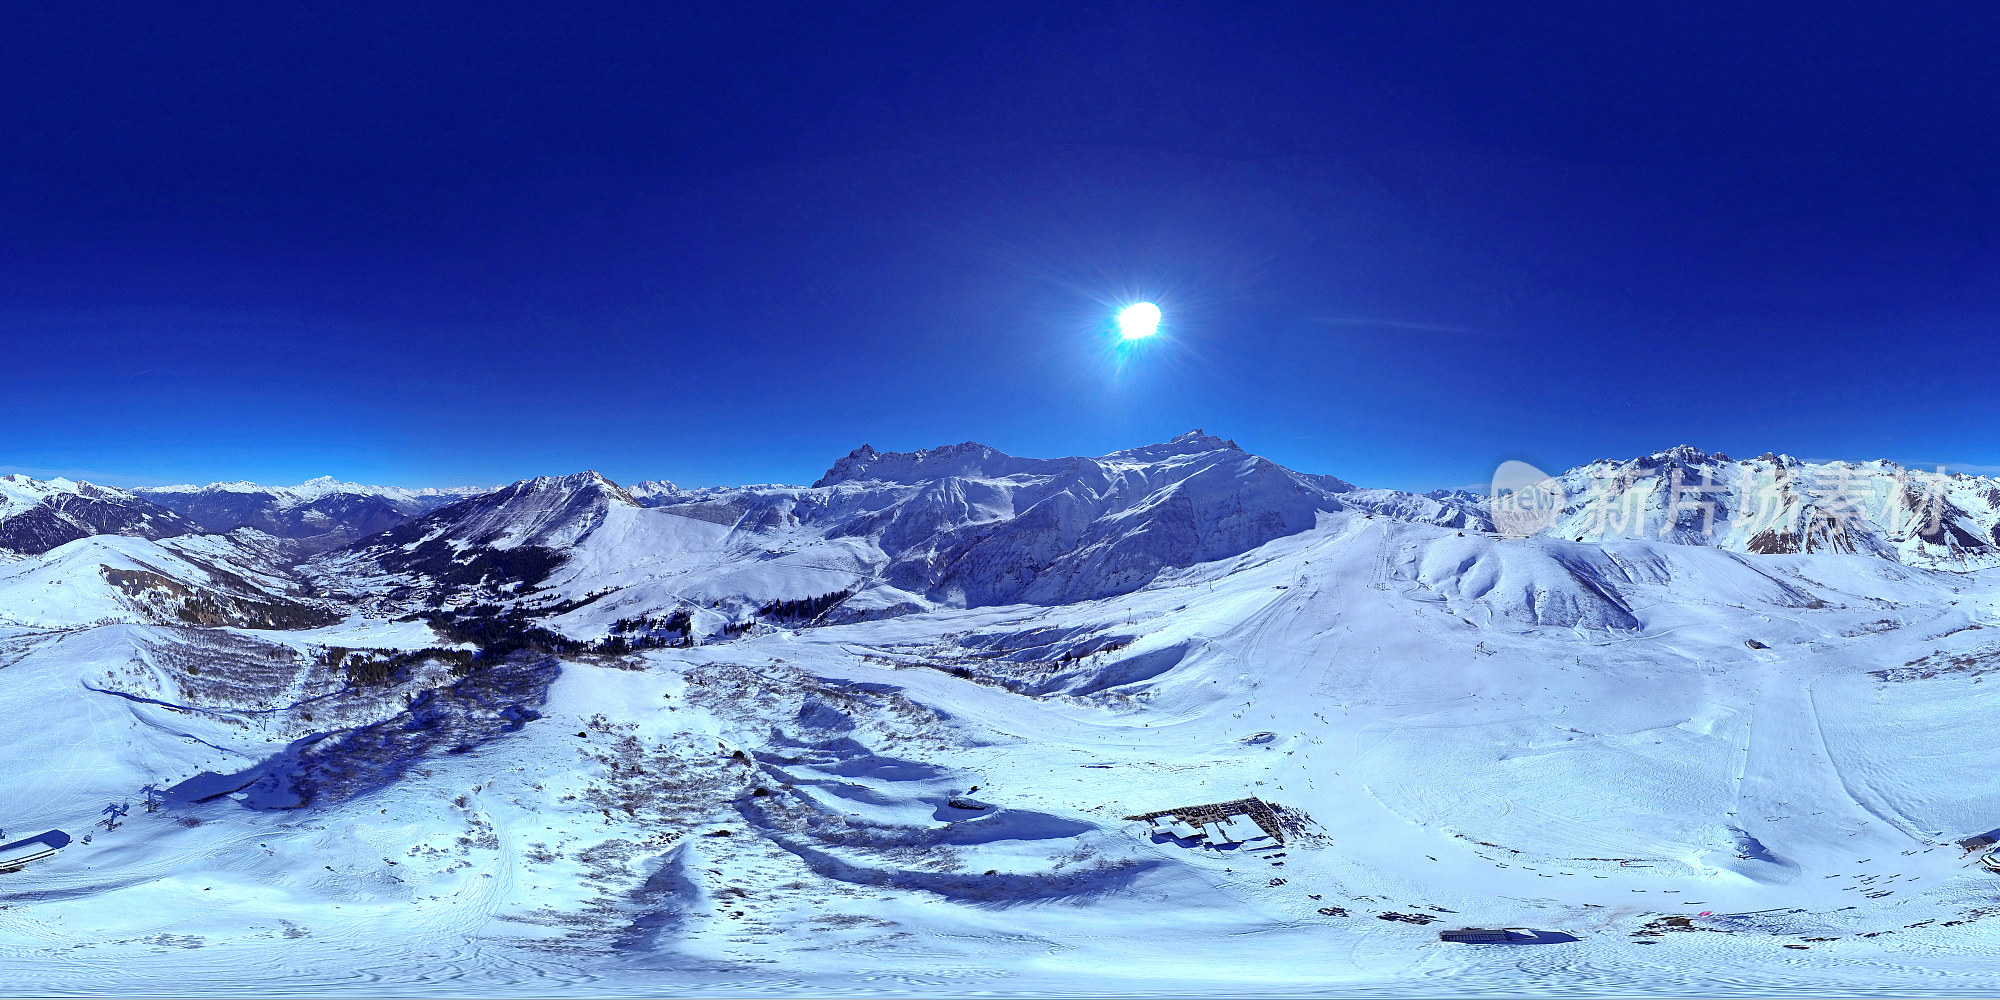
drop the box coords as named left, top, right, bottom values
left=5, top=3, right=2000, bottom=491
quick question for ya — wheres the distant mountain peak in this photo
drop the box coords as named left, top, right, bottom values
left=139, top=477, right=494, bottom=503
left=569, top=469, right=631, bottom=491
left=1106, top=430, right=1243, bottom=463
left=124, top=477, right=498, bottom=550
left=628, top=479, right=683, bottom=501
left=492, top=470, right=638, bottom=510
left=816, top=432, right=1253, bottom=488
left=814, top=441, right=1019, bottom=488
left=1174, top=428, right=1240, bottom=450
left=1624, top=444, right=1730, bottom=467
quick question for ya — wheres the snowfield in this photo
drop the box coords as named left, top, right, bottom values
left=8, top=436, right=2000, bottom=996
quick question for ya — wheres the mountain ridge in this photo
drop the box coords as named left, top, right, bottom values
left=13, top=436, right=2000, bottom=576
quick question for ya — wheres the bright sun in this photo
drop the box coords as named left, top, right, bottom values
left=1117, top=302, right=1162, bottom=340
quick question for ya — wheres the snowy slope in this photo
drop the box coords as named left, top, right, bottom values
left=0, top=534, right=338, bottom=629
left=14, top=437, right=2000, bottom=995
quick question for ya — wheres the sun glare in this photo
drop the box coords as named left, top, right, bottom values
left=1117, top=302, right=1161, bottom=340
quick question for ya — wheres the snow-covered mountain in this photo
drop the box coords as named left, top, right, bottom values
left=28, top=443, right=2000, bottom=585
left=795, top=431, right=1484, bottom=606
left=0, top=474, right=494, bottom=557
left=321, top=431, right=1487, bottom=622
left=1529, top=446, right=2000, bottom=569
left=137, top=477, right=492, bottom=550
left=0, top=532, right=337, bottom=629
left=0, top=474, right=198, bottom=555
left=312, top=471, right=637, bottom=597
left=19, top=435, right=2000, bottom=994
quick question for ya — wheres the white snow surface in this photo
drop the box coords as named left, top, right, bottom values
left=13, top=438, right=2000, bottom=995
left=0, top=535, right=305, bottom=629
